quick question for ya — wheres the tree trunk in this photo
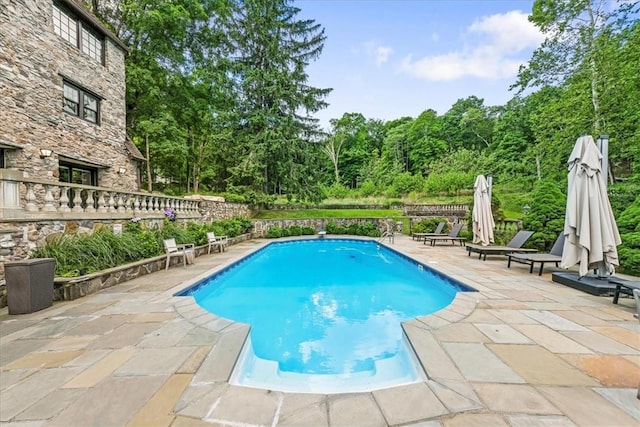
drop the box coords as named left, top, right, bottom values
left=145, top=134, right=153, bottom=192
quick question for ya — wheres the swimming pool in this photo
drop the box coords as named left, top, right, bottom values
left=179, top=238, right=475, bottom=393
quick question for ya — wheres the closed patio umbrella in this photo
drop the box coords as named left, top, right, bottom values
left=561, top=136, right=621, bottom=277
left=472, top=174, right=495, bottom=246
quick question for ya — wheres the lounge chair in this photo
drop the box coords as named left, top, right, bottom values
left=164, top=238, right=195, bottom=270
left=424, top=223, right=466, bottom=246
left=412, top=222, right=445, bottom=241
left=609, top=276, right=640, bottom=305
left=466, top=230, right=536, bottom=261
left=507, top=232, right=564, bottom=275
left=207, top=232, right=229, bottom=254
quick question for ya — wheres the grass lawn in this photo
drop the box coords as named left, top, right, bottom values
left=253, top=209, right=404, bottom=219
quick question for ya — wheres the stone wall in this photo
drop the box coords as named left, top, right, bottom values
left=0, top=0, right=137, bottom=190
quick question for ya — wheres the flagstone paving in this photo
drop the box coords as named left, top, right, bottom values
left=1, top=234, right=639, bottom=426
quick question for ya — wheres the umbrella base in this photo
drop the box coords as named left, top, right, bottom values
left=551, top=272, right=617, bottom=296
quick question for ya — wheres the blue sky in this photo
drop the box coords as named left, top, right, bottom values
left=296, top=0, right=544, bottom=129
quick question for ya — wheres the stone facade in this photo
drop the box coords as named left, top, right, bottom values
left=0, top=0, right=139, bottom=190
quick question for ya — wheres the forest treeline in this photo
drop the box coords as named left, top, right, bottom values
left=87, top=0, right=638, bottom=207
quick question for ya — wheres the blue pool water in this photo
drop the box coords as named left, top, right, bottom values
left=179, top=238, right=474, bottom=392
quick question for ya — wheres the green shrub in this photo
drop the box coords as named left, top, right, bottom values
left=617, top=196, right=640, bottom=275
left=301, top=226, right=316, bottom=235
left=522, top=180, right=566, bottom=250
left=326, top=221, right=347, bottom=234
left=265, top=227, right=283, bottom=238
left=411, top=218, right=448, bottom=233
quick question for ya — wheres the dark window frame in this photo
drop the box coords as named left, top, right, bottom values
left=52, top=2, right=104, bottom=65
left=63, top=81, right=100, bottom=124
left=58, top=161, right=98, bottom=186
left=0, top=148, right=5, bottom=168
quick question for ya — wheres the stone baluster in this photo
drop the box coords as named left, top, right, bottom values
left=117, top=193, right=126, bottom=213
left=150, top=196, right=157, bottom=213
left=72, top=188, right=84, bottom=213
left=43, top=185, right=57, bottom=212
left=133, top=196, right=141, bottom=215
left=85, top=189, right=97, bottom=213
left=97, top=191, right=108, bottom=213
left=142, top=196, right=149, bottom=213
left=108, top=192, right=117, bottom=212
left=25, top=183, right=38, bottom=212
left=58, top=186, right=71, bottom=212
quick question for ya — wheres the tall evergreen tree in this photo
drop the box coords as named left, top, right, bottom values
left=222, top=0, right=331, bottom=201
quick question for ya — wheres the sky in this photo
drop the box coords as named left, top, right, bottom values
left=295, top=0, right=545, bottom=130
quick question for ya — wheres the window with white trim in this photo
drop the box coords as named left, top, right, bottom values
left=63, top=81, right=100, bottom=124
left=52, top=2, right=104, bottom=64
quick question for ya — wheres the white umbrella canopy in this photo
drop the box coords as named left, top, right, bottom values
left=472, top=174, right=495, bottom=246
left=561, top=136, right=622, bottom=277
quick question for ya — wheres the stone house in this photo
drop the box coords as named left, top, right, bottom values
left=0, top=0, right=144, bottom=190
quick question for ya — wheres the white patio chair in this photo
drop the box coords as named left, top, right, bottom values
left=163, top=238, right=195, bottom=270
left=207, top=232, right=229, bottom=254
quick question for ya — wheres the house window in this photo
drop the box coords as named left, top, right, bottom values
left=53, top=3, right=104, bottom=64
left=52, top=3, right=77, bottom=46
left=59, top=162, right=97, bottom=186
left=0, top=148, right=5, bottom=168
left=63, top=81, right=100, bottom=124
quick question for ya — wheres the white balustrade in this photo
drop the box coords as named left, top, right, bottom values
left=2, top=176, right=201, bottom=221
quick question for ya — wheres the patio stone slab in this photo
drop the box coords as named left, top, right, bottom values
left=88, top=322, right=162, bottom=349
left=127, top=373, right=192, bottom=427
left=442, top=342, right=524, bottom=383
left=505, top=414, right=577, bottom=426
left=62, top=348, right=137, bottom=388
left=14, top=388, right=84, bottom=421
left=403, top=323, right=464, bottom=381
left=474, top=323, right=532, bottom=344
left=594, top=387, right=640, bottom=421
left=559, top=354, right=640, bottom=387
left=591, top=326, right=640, bottom=350
left=521, top=311, right=589, bottom=331
left=192, top=325, right=249, bottom=383
left=131, top=312, right=176, bottom=323
left=206, top=385, right=280, bottom=425
left=550, top=310, right=612, bottom=326
left=328, top=393, right=387, bottom=427
left=177, top=346, right=212, bottom=374
left=472, top=383, right=561, bottom=414
left=432, top=322, right=490, bottom=343
left=62, top=314, right=133, bottom=336
left=425, top=379, right=483, bottom=413
left=175, top=383, right=228, bottom=420
left=3, top=350, right=83, bottom=370
left=48, top=375, right=166, bottom=427
left=538, top=386, right=639, bottom=427
left=487, top=344, right=598, bottom=386
left=115, top=347, right=195, bottom=376
left=0, top=367, right=82, bottom=422
left=487, top=309, right=541, bottom=324
left=277, top=393, right=328, bottom=426
left=137, top=318, right=194, bottom=348
left=40, top=334, right=98, bottom=351
left=62, top=348, right=109, bottom=368
left=177, top=326, right=220, bottom=347
left=459, top=309, right=502, bottom=324
left=373, top=382, right=448, bottom=425
left=442, top=413, right=509, bottom=426
left=561, top=331, right=638, bottom=354
left=0, top=339, right=55, bottom=367
left=512, top=324, right=592, bottom=354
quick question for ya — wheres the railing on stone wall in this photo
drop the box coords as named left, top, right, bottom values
left=0, top=170, right=200, bottom=221
left=404, top=204, right=469, bottom=217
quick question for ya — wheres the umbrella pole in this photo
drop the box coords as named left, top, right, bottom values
left=595, top=135, right=611, bottom=279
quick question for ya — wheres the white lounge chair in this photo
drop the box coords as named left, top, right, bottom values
left=207, top=232, right=229, bottom=254
left=163, top=238, right=195, bottom=270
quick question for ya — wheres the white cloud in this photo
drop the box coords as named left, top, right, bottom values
left=400, top=10, right=544, bottom=81
left=364, top=41, right=393, bottom=67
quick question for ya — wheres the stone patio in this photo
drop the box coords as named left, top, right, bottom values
left=1, top=235, right=638, bottom=426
